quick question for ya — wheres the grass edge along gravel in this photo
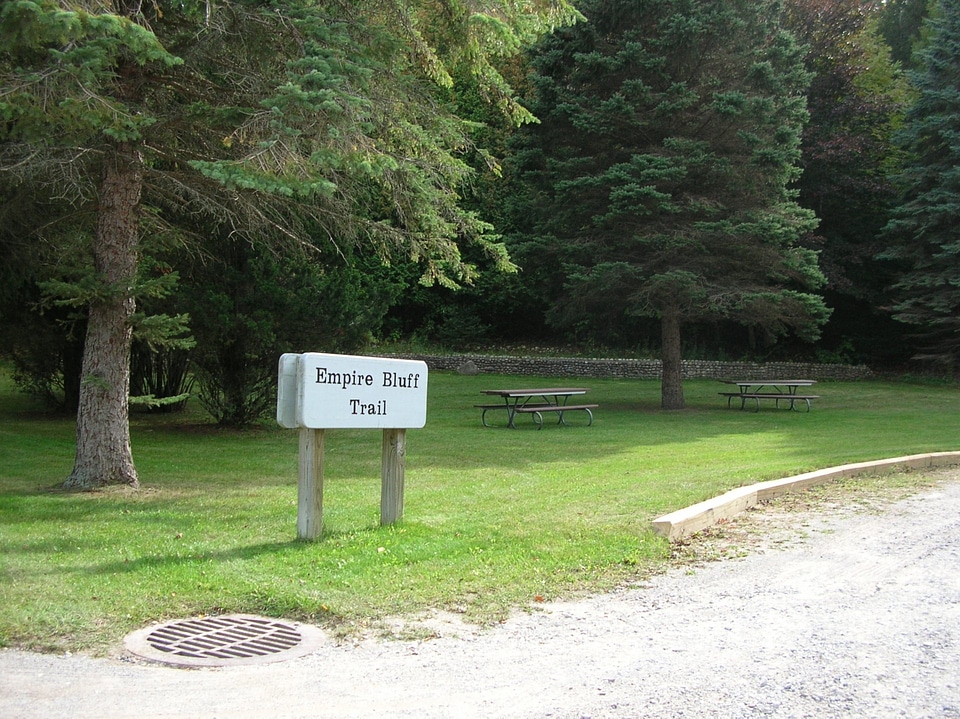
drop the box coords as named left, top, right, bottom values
left=0, top=367, right=958, bottom=655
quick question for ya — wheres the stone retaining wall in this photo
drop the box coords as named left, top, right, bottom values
left=383, top=353, right=874, bottom=381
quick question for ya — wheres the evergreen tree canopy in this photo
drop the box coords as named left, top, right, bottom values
left=879, top=0, right=960, bottom=369
left=507, top=0, right=829, bottom=408
left=1, top=0, right=580, bottom=283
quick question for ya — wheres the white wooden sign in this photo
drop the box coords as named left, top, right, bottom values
left=277, top=352, right=428, bottom=429
left=276, top=352, right=428, bottom=539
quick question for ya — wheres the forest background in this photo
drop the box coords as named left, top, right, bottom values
left=1, top=0, right=958, bottom=481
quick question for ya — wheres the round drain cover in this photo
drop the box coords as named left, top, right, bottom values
left=124, top=614, right=325, bottom=667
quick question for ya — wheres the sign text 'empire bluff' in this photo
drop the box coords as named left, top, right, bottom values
left=315, top=366, right=423, bottom=416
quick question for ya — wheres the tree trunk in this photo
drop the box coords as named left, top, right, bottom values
left=63, top=146, right=142, bottom=490
left=660, top=309, right=685, bottom=410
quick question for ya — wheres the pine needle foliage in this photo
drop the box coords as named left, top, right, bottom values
left=879, top=0, right=960, bottom=371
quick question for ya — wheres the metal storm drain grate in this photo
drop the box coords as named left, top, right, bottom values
left=124, top=614, right=325, bottom=668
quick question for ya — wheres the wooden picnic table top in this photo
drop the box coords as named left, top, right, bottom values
left=720, top=379, right=816, bottom=389
left=480, top=388, right=589, bottom=398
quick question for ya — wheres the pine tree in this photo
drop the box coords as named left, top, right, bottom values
left=0, top=0, right=580, bottom=488
left=507, top=0, right=828, bottom=408
left=879, top=0, right=960, bottom=370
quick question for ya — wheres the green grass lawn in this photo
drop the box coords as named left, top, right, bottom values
left=1, top=366, right=958, bottom=654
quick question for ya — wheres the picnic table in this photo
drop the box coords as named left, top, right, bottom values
left=477, top=388, right=598, bottom=429
left=719, top=379, right=819, bottom=412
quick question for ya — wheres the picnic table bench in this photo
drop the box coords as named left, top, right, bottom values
left=719, top=380, right=819, bottom=412
left=477, top=388, right=598, bottom=429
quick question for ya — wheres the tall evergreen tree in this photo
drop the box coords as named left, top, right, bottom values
left=507, top=0, right=828, bottom=408
left=0, top=0, right=580, bottom=489
left=879, top=0, right=960, bottom=370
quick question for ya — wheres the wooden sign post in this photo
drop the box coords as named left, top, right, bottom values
left=380, top=427, right=406, bottom=525
left=297, top=427, right=324, bottom=540
left=277, top=353, right=428, bottom=539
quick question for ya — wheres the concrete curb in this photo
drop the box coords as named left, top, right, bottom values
left=651, top=451, right=960, bottom=541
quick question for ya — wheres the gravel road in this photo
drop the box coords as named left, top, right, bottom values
left=2, top=468, right=959, bottom=719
